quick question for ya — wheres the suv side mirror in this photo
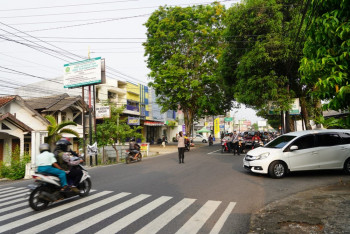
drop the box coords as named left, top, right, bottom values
left=290, top=145, right=298, bottom=151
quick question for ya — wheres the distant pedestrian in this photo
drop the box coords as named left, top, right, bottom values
left=162, top=135, right=166, bottom=147
left=177, top=131, right=185, bottom=164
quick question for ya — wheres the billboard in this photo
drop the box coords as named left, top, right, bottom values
left=268, top=98, right=300, bottom=115
left=63, top=57, right=104, bottom=88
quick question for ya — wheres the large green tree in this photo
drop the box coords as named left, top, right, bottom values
left=220, top=0, right=313, bottom=131
left=96, top=105, right=143, bottom=162
left=144, top=3, right=232, bottom=136
left=300, top=0, right=350, bottom=128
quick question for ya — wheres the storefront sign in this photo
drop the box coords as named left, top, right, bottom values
left=128, top=117, right=140, bottom=125
left=144, top=121, right=164, bottom=126
left=140, top=143, right=149, bottom=156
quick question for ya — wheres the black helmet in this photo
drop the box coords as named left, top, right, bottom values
left=130, top=137, right=135, bottom=142
left=56, top=138, right=72, bottom=146
left=39, top=143, right=50, bottom=153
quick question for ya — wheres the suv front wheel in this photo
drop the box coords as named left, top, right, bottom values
left=268, top=161, right=287, bottom=179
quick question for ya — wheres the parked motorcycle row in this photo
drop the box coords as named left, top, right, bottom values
left=220, top=131, right=276, bottom=154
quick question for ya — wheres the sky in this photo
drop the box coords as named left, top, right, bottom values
left=0, top=0, right=263, bottom=122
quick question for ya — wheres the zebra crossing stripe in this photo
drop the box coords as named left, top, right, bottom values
left=96, top=196, right=173, bottom=234
left=175, top=200, right=222, bottom=234
left=0, top=187, right=15, bottom=192
left=0, top=202, right=28, bottom=217
left=0, top=207, right=33, bottom=223
left=57, top=194, right=151, bottom=234
left=19, top=192, right=131, bottom=234
left=0, top=191, right=112, bottom=234
left=0, top=197, right=25, bottom=208
left=135, top=198, right=196, bottom=234
left=0, top=189, right=26, bottom=198
left=0, top=187, right=26, bottom=195
left=209, top=202, right=236, bottom=234
left=0, top=193, right=24, bottom=203
left=0, top=201, right=27, bottom=214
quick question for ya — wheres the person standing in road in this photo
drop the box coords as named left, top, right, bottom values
left=177, top=131, right=185, bottom=164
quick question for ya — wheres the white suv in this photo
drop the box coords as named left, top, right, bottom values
left=243, top=129, right=350, bottom=178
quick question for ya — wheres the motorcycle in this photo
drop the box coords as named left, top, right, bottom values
left=209, top=138, right=213, bottom=146
left=28, top=164, right=91, bottom=211
left=185, top=138, right=191, bottom=151
left=221, top=139, right=230, bottom=153
left=252, top=140, right=264, bottom=149
left=125, top=150, right=142, bottom=164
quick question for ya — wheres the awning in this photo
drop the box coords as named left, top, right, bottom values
left=144, top=121, right=164, bottom=126
left=196, top=127, right=211, bottom=133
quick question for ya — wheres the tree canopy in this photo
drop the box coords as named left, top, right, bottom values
left=300, top=0, right=350, bottom=127
left=143, top=3, right=232, bottom=136
left=220, top=0, right=314, bottom=131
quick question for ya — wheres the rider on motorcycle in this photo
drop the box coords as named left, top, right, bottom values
left=129, top=138, right=140, bottom=159
left=36, top=143, right=70, bottom=192
left=252, top=133, right=262, bottom=148
left=54, top=138, right=84, bottom=189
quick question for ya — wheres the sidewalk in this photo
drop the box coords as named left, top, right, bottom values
left=248, top=180, right=350, bottom=233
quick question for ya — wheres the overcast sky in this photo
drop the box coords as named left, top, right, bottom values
left=0, top=0, right=263, bottom=122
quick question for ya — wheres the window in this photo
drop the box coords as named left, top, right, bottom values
left=316, top=133, right=341, bottom=147
left=340, top=132, right=350, bottom=144
left=265, top=135, right=296, bottom=149
left=290, top=135, right=315, bottom=150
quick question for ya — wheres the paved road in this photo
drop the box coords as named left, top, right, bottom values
left=0, top=144, right=347, bottom=233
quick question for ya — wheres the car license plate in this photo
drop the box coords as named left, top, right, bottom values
left=244, top=161, right=250, bottom=167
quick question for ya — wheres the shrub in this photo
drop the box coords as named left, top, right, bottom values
left=0, top=153, right=30, bottom=180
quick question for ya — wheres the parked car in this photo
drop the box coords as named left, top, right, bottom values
left=243, top=129, right=350, bottom=178
left=191, top=134, right=208, bottom=143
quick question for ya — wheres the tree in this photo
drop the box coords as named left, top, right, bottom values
left=220, top=0, right=313, bottom=132
left=144, top=3, right=232, bottom=136
left=300, top=0, right=350, bottom=128
left=96, top=105, right=143, bottom=162
left=252, top=123, right=259, bottom=131
left=45, top=115, right=80, bottom=150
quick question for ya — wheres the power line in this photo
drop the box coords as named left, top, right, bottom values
left=0, top=0, right=236, bottom=19
left=0, top=0, right=140, bottom=12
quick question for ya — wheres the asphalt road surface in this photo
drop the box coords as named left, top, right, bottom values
left=0, top=144, right=347, bottom=233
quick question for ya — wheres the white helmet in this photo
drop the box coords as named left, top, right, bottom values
left=39, top=143, right=50, bottom=153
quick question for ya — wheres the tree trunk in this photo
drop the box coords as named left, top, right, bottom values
left=183, top=109, right=193, bottom=137
left=314, top=99, right=323, bottom=129
left=285, top=111, right=292, bottom=133
left=300, top=97, right=312, bottom=130
left=112, top=144, right=119, bottom=162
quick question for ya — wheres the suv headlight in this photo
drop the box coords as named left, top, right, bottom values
left=252, top=152, right=270, bottom=160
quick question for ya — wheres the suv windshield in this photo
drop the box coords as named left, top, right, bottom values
left=264, top=135, right=296, bottom=148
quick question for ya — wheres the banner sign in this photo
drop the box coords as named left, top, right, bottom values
left=95, top=106, right=111, bottom=119
left=87, top=142, right=98, bottom=156
left=64, top=57, right=102, bottom=88
left=128, top=117, right=140, bottom=125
